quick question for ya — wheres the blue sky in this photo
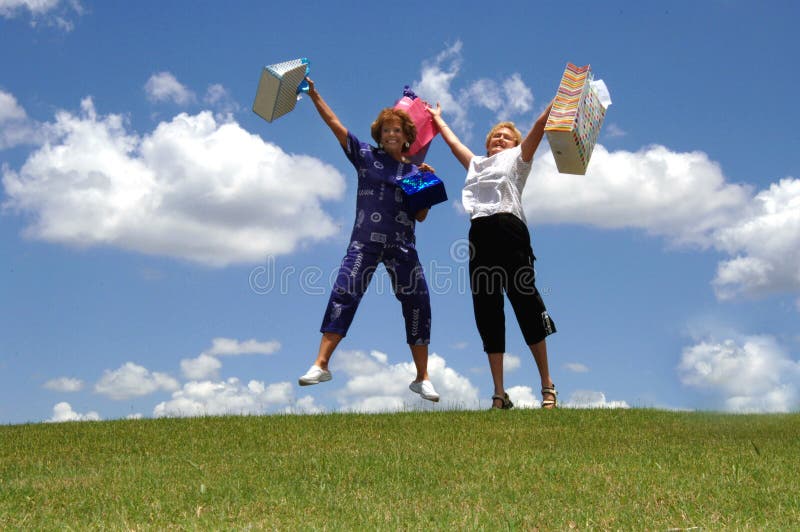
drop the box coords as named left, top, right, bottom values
left=1, top=1, right=798, bottom=423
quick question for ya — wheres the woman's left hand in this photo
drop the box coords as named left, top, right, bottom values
left=418, top=162, right=436, bottom=174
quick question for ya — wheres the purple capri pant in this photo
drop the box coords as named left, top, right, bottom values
left=320, top=240, right=431, bottom=345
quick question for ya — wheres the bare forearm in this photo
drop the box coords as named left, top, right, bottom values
left=430, top=114, right=473, bottom=169
left=520, top=100, right=553, bottom=162
left=308, top=83, right=347, bottom=147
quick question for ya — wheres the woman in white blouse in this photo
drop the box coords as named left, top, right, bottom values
left=427, top=100, right=557, bottom=409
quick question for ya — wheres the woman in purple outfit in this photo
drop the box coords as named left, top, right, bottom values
left=297, top=77, right=440, bottom=402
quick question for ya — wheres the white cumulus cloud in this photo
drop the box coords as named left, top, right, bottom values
left=43, top=377, right=83, bottom=392
left=95, top=362, right=180, bottom=400
left=2, top=96, right=346, bottom=266
left=413, top=41, right=469, bottom=134
left=180, top=353, right=222, bottom=381
left=47, top=401, right=100, bottom=422
left=678, top=335, right=800, bottom=412
left=180, top=337, right=282, bottom=379
left=0, top=0, right=83, bottom=30
left=504, top=353, right=522, bottom=372
left=565, top=362, right=590, bottom=373
left=712, top=178, right=800, bottom=300
left=203, top=337, right=281, bottom=357
left=145, top=72, right=196, bottom=105
left=0, top=89, right=42, bottom=148
left=413, top=41, right=535, bottom=140
left=331, top=349, right=479, bottom=412
left=505, top=385, right=539, bottom=408
left=563, top=390, right=630, bottom=409
left=525, top=145, right=751, bottom=246
left=203, top=83, right=241, bottom=115
left=153, top=378, right=294, bottom=417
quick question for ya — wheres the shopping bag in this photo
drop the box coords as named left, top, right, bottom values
left=252, top=58, right=310, bottom=123
left=393, top=86, right=437, bottom=164
left=399, top=170, right=448, bottom=213
left=545, top=63, right=611, bottom=175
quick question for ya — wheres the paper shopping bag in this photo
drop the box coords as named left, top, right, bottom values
left=393, top=86, right=437, bottom=164
left=252, top=58, right=310, bottom=123
left=545, top=63, right=611, bottom=175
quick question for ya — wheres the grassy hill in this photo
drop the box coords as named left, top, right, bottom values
left=1, top=408, right=798, bottom=529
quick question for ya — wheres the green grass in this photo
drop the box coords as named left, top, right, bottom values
left=1, top=409, right=799, bottom=530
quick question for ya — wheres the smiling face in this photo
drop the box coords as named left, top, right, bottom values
left=380, top=118, right=407, bottom=155
left=370, top=108, right=416, bottom=161
left=486, top=127, right=519, bottom=156
left=485, top=122, right=523, bottom=156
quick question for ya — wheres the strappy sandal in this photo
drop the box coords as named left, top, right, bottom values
left=541, top=385, right=558, bottom=409
left=491, top=392, right=514, bottom=410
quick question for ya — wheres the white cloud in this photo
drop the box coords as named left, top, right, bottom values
left=711, top=178, right=800, bottom=300
left=292, top=395, right=325, bottom=414
left=678, top=335, right=800, bottom=412
left=460, top=74, right=533, bottom=122
left=145, top=72, right=196, bottom=105
left=413, top=41, right=470, bottom=134
left=180, top=337, right=281, bottom=379
left=526, top=144, right=751, bottom=246
left=505, top=385, right=539, bottom=408
left=0, top=90, right=26, bottom=122
left=203, top=337, right=281, bottom=357
left=0, top=89, right=42, bottom=148
left=0, top=0, right=83, bottom=31
left=43, top=376, right=83, bottom=392
left=562, top=390, right=630, bottom=409
left=414, top=43, right=534, bottom=141
left=526, top=143, right=800, bottom=300
left=493, top=386, right=629, bottom=409
left=527, top=146, right=800, bottom=302
left=180, top=353, right=222, bottom=380
left=331, top=349, right=479, bottom=412
left=604, top=123, right=627, bottom=138
left=461, top=79, right=501, bottom=113
left=95, top=362, right=180, bottom=400
left=203, top=83, right=240, bottom=115
left=2, top=97, right=346, bottom=266
left=565, top=362, right=590, bottom=373
left=153, top=378, right=293, bottom=417
left=504, top=353, right=522, bottom=372
left=47, top=401, right=100, bottom=422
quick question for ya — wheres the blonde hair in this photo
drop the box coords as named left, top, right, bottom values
left=371, top=108, right=417, bottom=151
left=485, top=121, right=523, bottom=153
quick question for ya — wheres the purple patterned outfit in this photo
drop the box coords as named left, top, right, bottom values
left=320, top=132, right=431, bottom=345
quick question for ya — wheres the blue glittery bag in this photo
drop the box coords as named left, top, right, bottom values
left=399, top=170, right=448, bottom=213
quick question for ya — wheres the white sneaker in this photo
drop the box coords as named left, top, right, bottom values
left=298, top=365, right=332, bottom=386
left=409, top=380, right=440, bottom=402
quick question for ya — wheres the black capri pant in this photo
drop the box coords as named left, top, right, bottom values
left=468, top=213, right=556, bottom=353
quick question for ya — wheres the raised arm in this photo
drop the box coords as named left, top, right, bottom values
left=519, top=100, right=554, bottom=163
left=426, top=103, right=474, bottom=170
left=306, top=77, right=348, bottom=148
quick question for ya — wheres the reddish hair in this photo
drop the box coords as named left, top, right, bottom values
left=370, top=108, right=417, bottom=151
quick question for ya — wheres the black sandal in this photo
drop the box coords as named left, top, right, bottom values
left=541, top=385, right=558, bottom=409
left=491, top=392, right=514, bottom=410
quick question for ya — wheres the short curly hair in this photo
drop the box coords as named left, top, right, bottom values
left=370, top=108, right=417, bottom=151
left=485, top=121, right=523, bottom=153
